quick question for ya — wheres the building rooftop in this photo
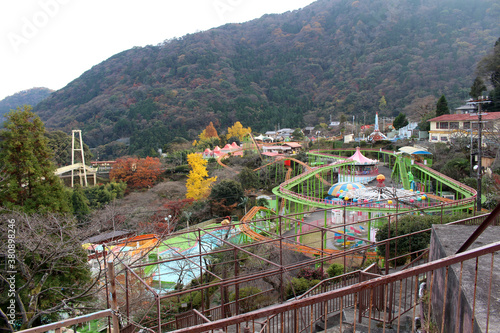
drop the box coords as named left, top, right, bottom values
left=428, top=112, right=500, bottom=122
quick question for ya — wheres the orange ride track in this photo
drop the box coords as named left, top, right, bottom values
left=239, top=206, right=378, bottom=259
left=217, top=149, right=333, bottom=188
left=218, top=145, right=375, bottom=258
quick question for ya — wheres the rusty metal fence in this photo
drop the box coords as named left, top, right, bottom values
left=15, top=204, right=499, bottom=333
left=167, top=240, right=500, bottom=333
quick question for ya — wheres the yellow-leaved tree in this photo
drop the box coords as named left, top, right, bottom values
left=186, top=153, right=217, bottom=200
left=226, top=121, right=251, bottom=141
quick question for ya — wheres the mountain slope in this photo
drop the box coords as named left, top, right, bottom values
left=0, top=87, right=53, bottom=123
left=34, top=0, right=500, bottom=155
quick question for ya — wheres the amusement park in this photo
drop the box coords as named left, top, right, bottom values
left=26, top=132, right=500, bottom=333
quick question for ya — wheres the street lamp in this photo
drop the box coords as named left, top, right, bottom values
left=165, top=215, right=172, bottom=233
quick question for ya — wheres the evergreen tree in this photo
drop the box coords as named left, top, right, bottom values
left=393, top=113, right=409, bottom=130
left=469, top=77, right=487, bottom=100
left=209, top=179, right=244, bottom=216
left=72, top=185, right=91, bottom=222
left=435, top=95, right=450, bottom=117
left=209, top=179, right=244, bottom=207
left=0, top=105, right=70, bottom=213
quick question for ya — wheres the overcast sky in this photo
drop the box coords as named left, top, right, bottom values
left=0, top=0, right=315, bottom=101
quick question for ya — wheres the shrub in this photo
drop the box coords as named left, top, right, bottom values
left=285, top=277, right=319, bottom=299
left=83, top=182, right=126, bottom=209
left=327, top=263, right=345, bottom=278
left=229, top=286, right=272, bottom=312
left=297, top=266, right=327, bottom=280
left=180, top=291, right=202, bottom=309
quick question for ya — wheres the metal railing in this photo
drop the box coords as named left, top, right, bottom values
left=167, top=241, right=500, bottom=333
left=16, top=310, right=114, bottom=333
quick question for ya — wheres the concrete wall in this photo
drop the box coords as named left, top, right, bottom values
left=429, top=225, right=500, bottom=333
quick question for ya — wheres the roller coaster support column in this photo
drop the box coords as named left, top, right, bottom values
left=343, top=206, right=347, bottom=272
left=279, top=214, right=284, bottom=303
left=367, top=211, right=371, bottom=243
left=199, top=229, right=205, bottom=315
left=321, top=229, right=325, bottom=277
left=234, top=247, right=239, bottom=315
left=324, top=210, right=328, bottom=249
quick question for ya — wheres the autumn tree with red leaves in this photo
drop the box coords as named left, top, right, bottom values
left=110, top=156, right=162, bottom=189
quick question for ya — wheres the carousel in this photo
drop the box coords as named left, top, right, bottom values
left=327, top=175, right=428, bottom=207
left=338, top=147, right=379, bottom=184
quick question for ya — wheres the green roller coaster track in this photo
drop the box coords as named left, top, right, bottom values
left=272, top=148, right=478, bottom=214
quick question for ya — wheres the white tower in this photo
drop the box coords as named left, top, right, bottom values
left=71, top=130, right=88, bottom=187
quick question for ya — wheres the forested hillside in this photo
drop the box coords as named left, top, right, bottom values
left=0, top=87, right=53, bottom=123
left=34, top=0, right=500, bottom=156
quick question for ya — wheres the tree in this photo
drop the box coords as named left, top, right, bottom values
left=71, top=185, right=91, bottom=222
left=209, top=179, right=244, bottom=215
left=194, top=123, right=221, bottom=150
left=292, top=128, right=304, bottom=140
left=226, top=121, right=251, bottom=141
left=435, top=95, right=450, bottom=117
left=441, top=158, right=470, bottom=181
left=478, top=37, right=500, bottom=89
left=83, top=182, right=127, bottom=209
left=237, top=167, right=260, bottom=190
left=110, top=156, right=162, bottom=189
left=418, top=114, right=433, bottom=132
left=403, top=95, right=437, bottom=123
left=143, top=198, right=194, bottom=233
left=478, top=37, right=500, bottom=112
left=378, top=95, right=387, bottom=113
left=469, top=76, right=487, bottom=100
left=0, top=211, right=98, bottom=330
left=0, top=105, right=71, bottom=214
left=185, top=153, right=216, bottom=200
left=393, top=113, right=409, bottom=130
left=205, top=122, right=218, bottom=138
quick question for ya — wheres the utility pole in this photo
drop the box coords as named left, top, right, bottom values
left=469, top=96, right=491, bottom=212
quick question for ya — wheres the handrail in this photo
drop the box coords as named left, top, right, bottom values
left=167, top=241, right=500, bottom=333
left=17, top=309, right=113, bottom=333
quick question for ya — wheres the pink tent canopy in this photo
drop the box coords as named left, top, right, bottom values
left=213, top=146, right=221, bottom=152
left=231, top=142, right=239, bottom=148
left=348, top=147, right=377, bottom=165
